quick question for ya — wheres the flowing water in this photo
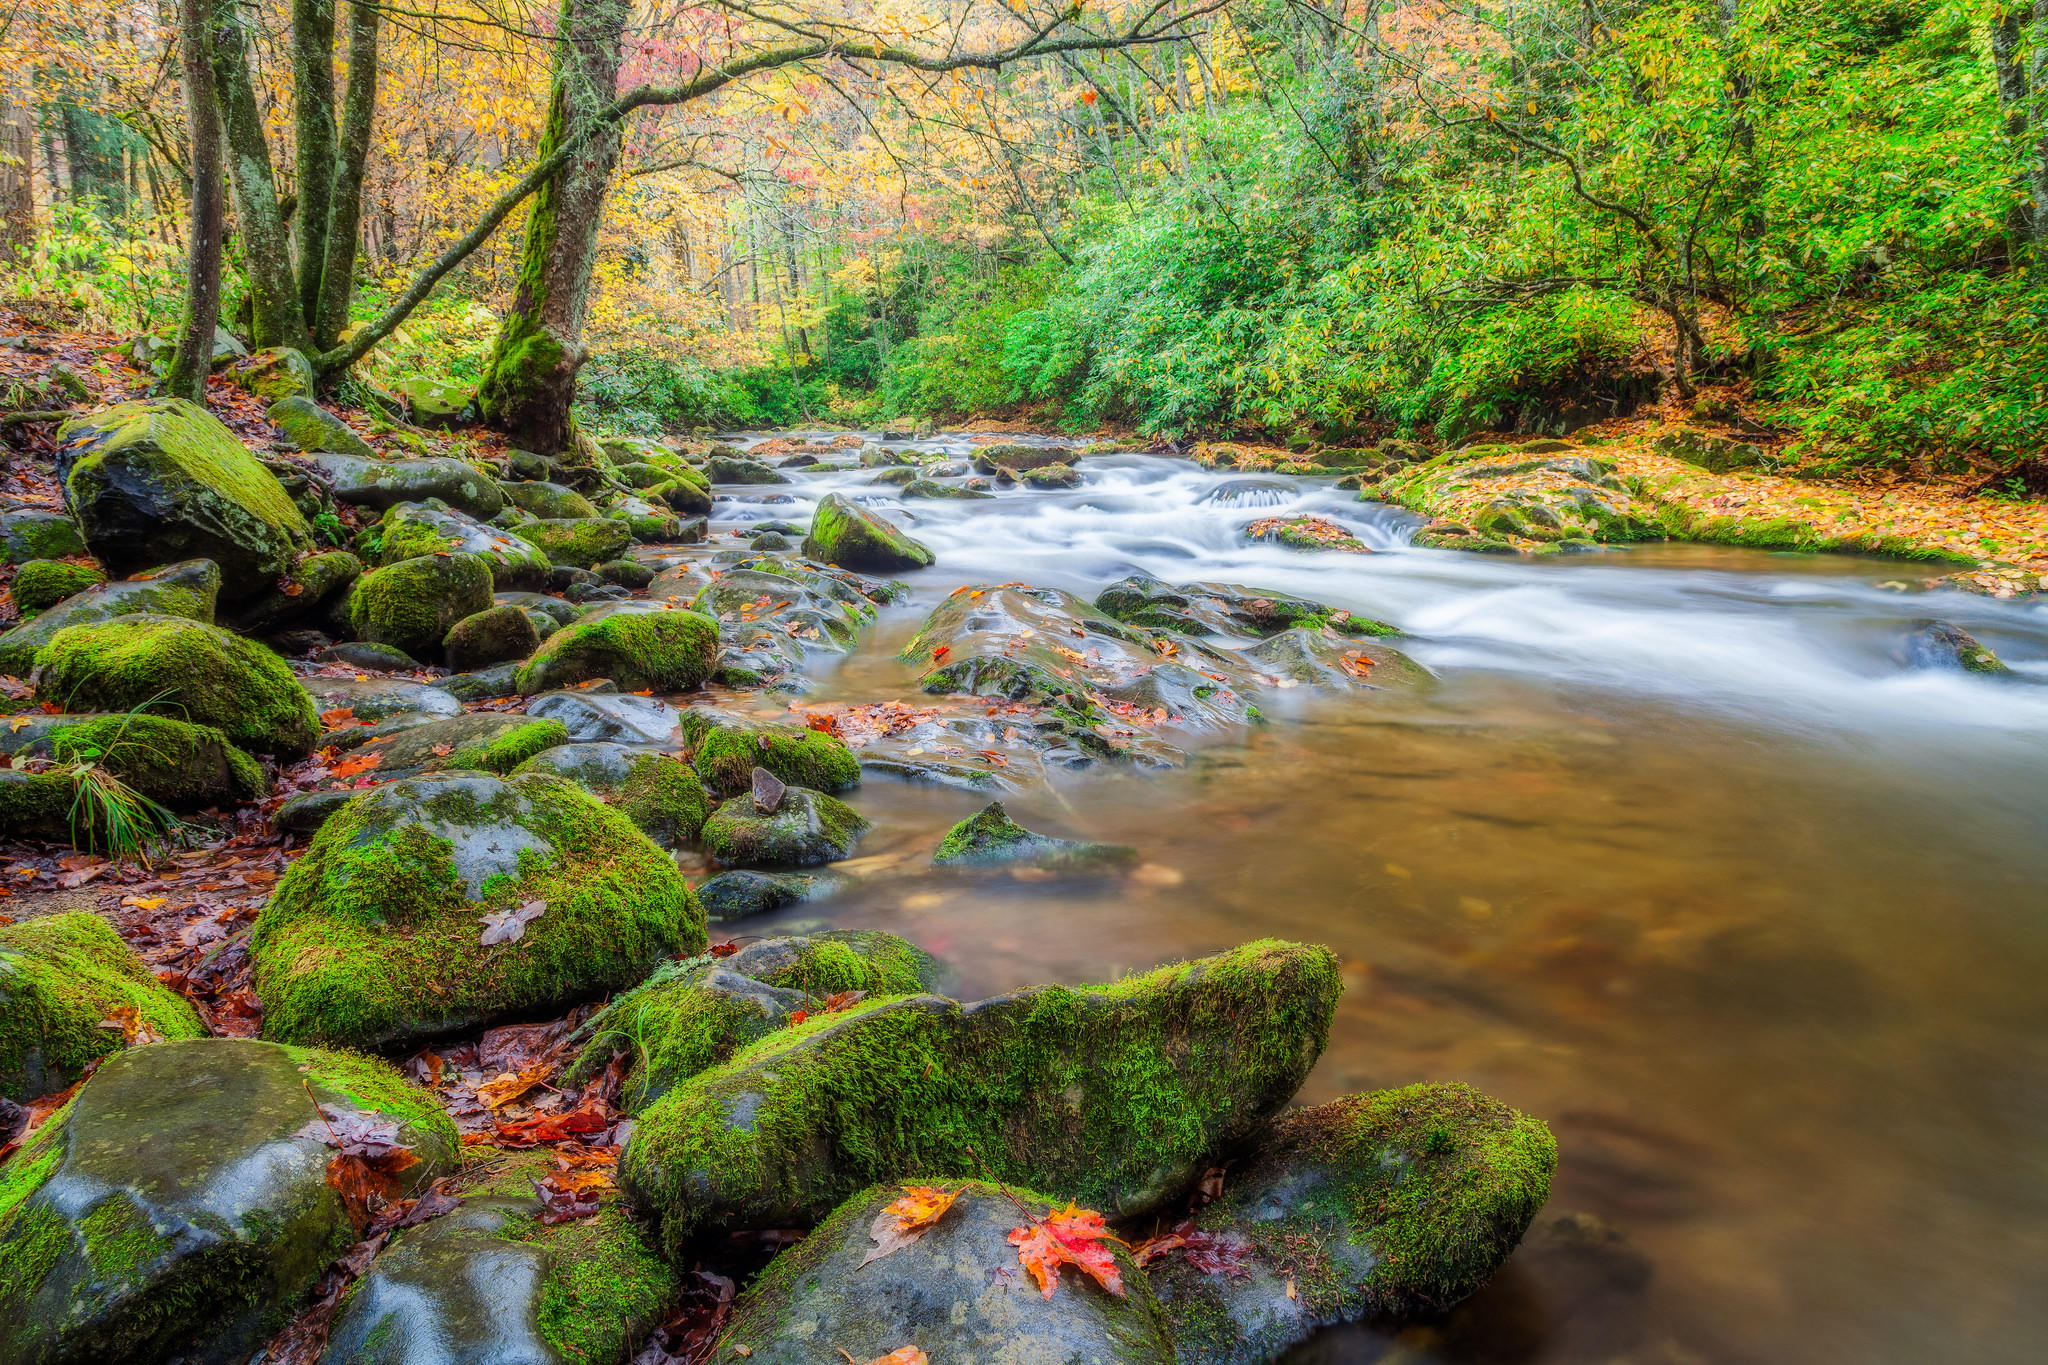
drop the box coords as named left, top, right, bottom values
left=706, top=434, right=2048, bottom=1364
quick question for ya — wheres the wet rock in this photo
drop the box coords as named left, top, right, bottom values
left=347, top=551, right=495, bottom=659
left=697, top=869, right=845, bottom=921
left=267, top=394, right=377, bottom=458
left=1903, top=620, right=2010, bottom=675
left=369, top=501, right=551, bottom=590
left=33, top=614, right=319, bottom=757
left=902, top=479, right=994, bottom=500
left=0, top=1038, right=457, bottom=1365
left=1236, top=628, right=1428, bottom=692
left=804, top=493, right=933, bottom=572
left=227, top=549, right=362, bottom=635
left=596, top=558, right=654, bottom=589
left=1096, top=574, right=1397, bottom=639
left=316, top=640, right=419, bottom=671
left=497, top=592, right=583, bottom=629
left=605, top=496, right=681, bottom=542
left=565, top=929, right=945, bottom=1111
left=622, top=940, right=1340, bottom=1253
left=722, top=1180, right=1174, bottom=1365
left=306, top=451, right=505, bottom=520
left=11, top=561, right=104, bottom=614
left=871, top=466, right=917, bottom=486
left=1022, top=462, right=1081, bottom=489
left=515, top=602, right=719, bottom=695
left=708, top=455, right=789, bottom=485
left=514, top=741, right=710, bottom=846
left=371, top=712, right=569, bottom=774
left=0, top=508, right=87, bottom=564
left=700, top=787, right=869, bottom=867
left=439, top=663, right=522, bottom=702
left=1243, top=514, right=1371, bottom=553
left=751, top=765, right=787, bottom=813
left=251, top=771, right=704, bottom=1049
left=303, top=677, right=462, bottom=724
left=933, top=801, right=1135, bottom=871
left=275, top=787, right=356, bottom=836
left=688, top=562, right=887, bottom=690
left=682, top=713, right=861, bottom=795
left=510, top=516, right=633, bottom=569
left=226, top=346, right=315, bottom=401
left=57, top=399, right=312, bottom=598
left=442, top=604, right=542, bottom=673
left=748, top=530, right=797, bottom=550
left=498, top=479, right=595, bottom=520
left=0, top=558, right=221, bottom=675
left=1150, top=1083, right=1556, bottom=1364
left=0, top=713, right=266, bottom=811
left=972, top=443, right=1073, bottom=474
left=649, top=475, right=713, bottom=517
left=525, top=689, right=678, bottom=745
left=0, top=913, right=205, bottom=1100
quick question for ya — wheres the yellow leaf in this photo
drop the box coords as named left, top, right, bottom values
left=121, top=896, right=167, bottom=910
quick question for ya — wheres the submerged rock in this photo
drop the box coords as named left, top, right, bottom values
left=251, top=771, right=704, bottom=1050
left=0, top=557, right=220, bottom=676
left=697, top=868, right=846, bottom=920
left=933, top=800, right=1135, bottom=870
left=804, top=493, right=933, bottom=572
left=514, top=741, right=711, bottom=846
left=683, top=713, right=860, bottom=795
left=302, top=677, right=462, bottom=724
left=566, top=929, right=945, bottom=1112
left=1151, top=1083, right=1556, bottom=1363
left=514, top=602, right=719, bottom=694
left=700, top=787, right=870, bottom=867
left=722, top=1181, right=1174, bottom=1364
left=0, top=913, right=205, bottom=1100
left=346, top=551, right=495, bottom=659
left=1903, top=620, right=2010, bottom=675
left=621, top=939, right=1339, bottom=1253
left=0, top=1038, right=457, bottom=1365
left=32, top=613, right=319, bottom=757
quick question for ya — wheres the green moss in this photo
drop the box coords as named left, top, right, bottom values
left=0, top=511, right=87, bottom=564
left=803, top=493, right=933, bottom=572
left=77, top=1198, right=159, bottom=1283
left=932, top=801, right=1135, bottom=870
left=282, top=1042, right=461, bottom=1146
left=34, top=613, right=319, bottom=757
left=0, top=913, right=205, bottom=1100
left=37, top=713, right=267, bottom=808
left=376, top=514, right=458, bottom=563
left=348, top=552, right=495, bottom=659
left=698, top=788, right=869, bottom=866
left=621, top=939, right=1341, bottom=1253
left=12, top=561, right=105, bottom=614
left=0, top=1098, right=71, bottom=1222
left=514, top=606, right=719, bottom=694
left=616, top=751, right=711, bottom=842
left=251, top=772, right=704, bottom=1050
left=508, top=517, right=632, bottom=569
left=686, top=718, right=860, bottom=795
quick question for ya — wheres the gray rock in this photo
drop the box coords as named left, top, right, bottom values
left=708, top=456, right=789, bottom=485
left=1902, top=620, right=2011, bottom=675
left=439, top=663, right=523, bottom=702
left=700, top=787, right=869, bottom=867
left=499, top=480, right=596, bottom=519
left=697, top=869, right=846, bottom=920
left=307, top=452, right=505, bottom=520
left=0, top=508, right=87, bottom=564
left=269, top=395, right=377, bottom=458
left=523, top=689, right=680, bottom=745
left=316, top=640, right=420, bottom=671
left=513, top=741, right=710, bottom=846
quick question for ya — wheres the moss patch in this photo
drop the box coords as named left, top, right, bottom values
left=685, top=716, right=860, bottom=795
left=514, top=604, right=719, bottom=694
left=0, top=913, right=205, bottom=1100
left=347, top=551, right=496, bottom=659
left=12, top=561, right=106, bottom=615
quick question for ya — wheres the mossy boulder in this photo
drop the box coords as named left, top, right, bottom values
left=0, top=769, right=79, bottom=843
left=972, top=443, right=1074, bottom=474
left=57, top=398, right=312, bottom=599
left=316, top=1152, right=674, bottom=1365
left=707, top=455, right=788, bottom=485
left=394, top=376, right=475, bottom=429
left=11, top=561, right=105, bottom=614
left=683, top=714, right=860, bottom=795
left=1022, top=462, right=1081, bottom=489
left=804, top=493, right=933, bottom=572
left=621, top=939, right=1339, bottom=1253
left=514, top=603, right=719, bottom=694
left=369, top=713, right=569, bottom=775
left=0, top=1037, right=457, bottom=1365
left=0, top=509, right=87, bottom=565
left=441, top=603, right=541, bottom=673
left=499, top=480, right=596, bottom=520
left=0, top=557, right=220, bottom=676
left=700, top=787, right=869, bottom=867
left=514, top=741, right=710, bottom=847
left=697, top=869, right=844, bottom=921
left=33, top=614, right=318, bottom=757
left=252, top=771, right=705, bottom=1051
left=509, top=516, right=632, bottom=569
left=933, top=801, right=1135, bottom=870
left=267, top=395, right=375, bottom=459
left=1095, top=573, right=1398, bottom=639
left=367, top=502, right=551, bottom=590
left=605, top=496, right=682, bottom=542
left=227, top=346, right=316, bottom=401
left=1152, top=1084, right=1556, bottom=1363
left=307, top=451, right=504, bottom=520
left=0, top=713, right=266, bottom=810
left=345, top=551, right=495, bottom=660
left=722, top=1180, right=1174, bottom=1365
left=0, top=913, right=205, bottom=1100
left=649, top=475, right=714, bottom=517
left=596, top=558, right=653, bottom=590
left=566, top=930, right=948, bottom=1113
left=1903, top=620, right=2011, bottom=675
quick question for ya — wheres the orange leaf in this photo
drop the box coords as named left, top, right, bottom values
left=858, top=1184, right=963, bottom=1267
left=97, top=1003, right=161, bottom=1046
left=930, top=645, right=951, bottom=663
left=329, top=751, right=383, bottom=779
left=864, top=1350, right=928, bottom=1365
left=475, top=1063, right=550, bottom=1110
left=1008, top=1202, right=1125, bottom=1300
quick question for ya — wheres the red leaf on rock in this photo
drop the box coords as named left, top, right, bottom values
left=1008, top=1202, right=1125, bottom=1300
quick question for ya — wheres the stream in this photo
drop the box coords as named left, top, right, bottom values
left=703, top=433, right=2048, bottom=1364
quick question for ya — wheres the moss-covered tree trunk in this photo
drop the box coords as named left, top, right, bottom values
left=165, top=0, right=227, bottom=404
left=209, top=2, right=311, bottom=353
left=314, top=1, right=379, bottom=349
left=291, top=0, right=338, bottom=329
left=476, top=0, right=629, bottom=455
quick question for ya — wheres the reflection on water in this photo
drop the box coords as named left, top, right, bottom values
left=705, top=437, right=2048, bottom=1363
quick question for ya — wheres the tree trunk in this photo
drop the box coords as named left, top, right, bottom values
left=476, top=0, right=629, bottom=454
left=2031, top=0, right=2048, bottom=254
left=291, top=0, right=338, bottom=328
left=0, top=83, right=34, bottom=261
left=166, top=0, right=226, bottom=403
left=314, top=1, right=378, bottom=348
left=210, top=2, right=311, bottom=350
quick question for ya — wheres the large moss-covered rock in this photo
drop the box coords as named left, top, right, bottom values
left=441, top=603, right=542, bottom=672
left=972, top=443, right=1075, bottom=474
left=0, top=1038, right=457, bottom=1365
left=394, top=376, right=475, bottom=429
left=499, top=480, right=596, bottom=520
left=1153, top=1084, right=1556, bottom=1363
left=346, top=552, right=495, bottom=659
left=605, top=495, right=682, bottom=542
left=250, top=771, right=704, bottom=1050
left=368, top=502, right=551, bottom=590
left=700, top=787, right=869, bottom=867
left=0, top=914, right=205, bottom=1100
left=707, top=455, right=788, bottom=485
left=0, top=769, right=78, bottom=842
left=804, top=493, right=933, bottom=572
left=227, top=346, right=316, bottom=401
left=723, top=1181, right=1174, bottom=1365
left=57, top=399, right=311, bottom=598
left=306, top=452, right=505, bottom=520
left=33, top=614, right=318, bottom=757
left=684, top=714, right=859, bottom=795
left=0, top=509, right=87, bottom=565
left=933, top=800, right=1135, bottom=870
left=621, top=939, right=1339, bottom=1253
left=267, top=395, right=375, bottom=459
left=0, top=558, right=220, bottom=676
left=369, top=712, right=569, bottom=775
left=0, top=713, right=266, bottom=810
left=509, top=516, right=632, bottom=569
left=514, top=602, right=719, bottom=694
left=565, top=930, right=947, bottom=1113
left=649, top=475, right=713, bottom=517
left=513, top=742, right=709, bottom=847
left=315, top=1151, right=674, bottom=1365
left=11, top=561, right=105, bottom=614
left=227, top=549, right=363, bottom=635
left=1095, top=573, right=1398, bottom=639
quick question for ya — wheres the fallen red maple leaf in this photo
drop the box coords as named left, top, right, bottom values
left=1008, top=1202, right=1125, bottom=1300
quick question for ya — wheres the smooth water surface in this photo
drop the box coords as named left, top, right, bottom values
left=705, top=435, right=2048, bottom=1364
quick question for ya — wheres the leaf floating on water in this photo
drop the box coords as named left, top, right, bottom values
left=479, top=898, right=546, bottom=946
left=858, top=1184, right=963, bottom=1267
left=1008, top=1201, right=1126, bottom=1300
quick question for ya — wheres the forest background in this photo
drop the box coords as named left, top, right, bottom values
left=2, top=0, right=2044, bottom=478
